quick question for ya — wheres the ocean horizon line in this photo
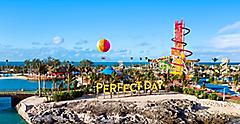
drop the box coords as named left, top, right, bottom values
left=1, top=61, right=240, bottom=63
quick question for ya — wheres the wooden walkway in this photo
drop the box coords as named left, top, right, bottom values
left=0, top=91, right=35, bottom=96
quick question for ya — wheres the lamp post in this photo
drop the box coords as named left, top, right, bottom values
left=130, top=57, right=133, bottom=67
left=6, top=59, right=8, bottom=71
left=145, top=57, right=148, bottom=67
left=223, top=88, right=225, bottom=101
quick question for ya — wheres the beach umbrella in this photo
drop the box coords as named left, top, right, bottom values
left=97, top=39, right=110, bottom=52
left=101, top=66, right=115, bottom=75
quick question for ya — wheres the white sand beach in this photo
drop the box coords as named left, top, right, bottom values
left=0, top=75, right=27, bottom=80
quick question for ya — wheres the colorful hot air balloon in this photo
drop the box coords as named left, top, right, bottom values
left=97, top=39, right=110, bottom=52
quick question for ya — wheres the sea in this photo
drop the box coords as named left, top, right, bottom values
left=0, top=61, right=149, bottom=67
left=0, top=61, right=240, bottom=67
left=0, top=79, right=52, bottom=124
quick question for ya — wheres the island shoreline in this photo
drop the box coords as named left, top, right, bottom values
left=16, top=94, right=240, bottom=124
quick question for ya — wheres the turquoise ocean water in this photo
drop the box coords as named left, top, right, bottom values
left=0, top=79, right=52, bottom=124
left=0, top=61, right=240, bottom=67
left=0, top=97, right=26, bottom=124
left=0, top=61, right=149, bottom=67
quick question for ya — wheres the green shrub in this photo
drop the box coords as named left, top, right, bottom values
left=171, top=85, right=183, bottom=93
left=202, top=92, right=208, bottom=99
left=208, top=93, right=218, bottom=100
left=178, top=87, right=183, bottom=93
left=53, top=94, right=60, bottom=102
left=70, top=90, right=84, bottom=98
left=70, top=90, right=78, bottom=98
left=160, top=85, right=165, bottom=90
left=82, top=85, right=95, bottom=94
left=194, top=90, right=201, bottom=97
left=172, top=86, right=183, bottom=93
left=169, top=86, right=174, bottom=91
left=217, top=96, right=223, bottom=101
left=52, top=90, right=85, bottom=102
left=183, top=88, right=188, bottom=94
left=195, top=90, right=205, bottom=99
left=187, top=88, right=194, bottom=95
left=62, top=92, right=72, bottom=100
left=173, top=86, right=178, bottom=92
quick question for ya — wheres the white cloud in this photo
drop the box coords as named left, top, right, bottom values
left=32, top=42, right=40, bottom=45
left=139, top=50, right=150, bottom=54
left=113, top=48, right=131, bottom=55
left=192, top=47, right=240, bottom=61
left=195, top=48, right=240, bottom=53
left=75, top=40, right=88, bottom=45
left=52, top=36, right=64, bottom=45
left=0, top=46, right=134, bottom=61
left=212, top=21, right=240, bottom=50
left=211, top=33, right=240, bottom=49
left=138, top=42, right=149, bottom=46
left=218, top=21, right=240, bottom=34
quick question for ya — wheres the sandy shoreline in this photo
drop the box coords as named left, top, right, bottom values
left=0, top=75, right=27, bottom=80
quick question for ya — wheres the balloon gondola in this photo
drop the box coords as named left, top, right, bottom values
left=96, top=39, right=110, bottom=52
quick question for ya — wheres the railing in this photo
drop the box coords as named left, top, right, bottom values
left=0, top=91, right=35, bottom=95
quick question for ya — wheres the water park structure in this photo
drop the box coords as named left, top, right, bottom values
left=149, top=20, right=193, bottom=76
left=170, top=20, right=193, bottom=75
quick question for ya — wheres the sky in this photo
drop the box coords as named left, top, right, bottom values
left=1, top=0, right=240, bottom=62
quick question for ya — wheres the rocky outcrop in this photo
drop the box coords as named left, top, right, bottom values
left=25, top=99, right=240, bottom=124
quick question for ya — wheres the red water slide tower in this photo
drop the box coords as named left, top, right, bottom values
left=170, top=20, right=192, bottom=75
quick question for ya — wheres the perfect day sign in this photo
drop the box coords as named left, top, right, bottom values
left=96, top=81, right=163, bottom=94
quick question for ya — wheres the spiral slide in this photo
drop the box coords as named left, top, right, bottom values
left=170, top=20, right=193, bottom=75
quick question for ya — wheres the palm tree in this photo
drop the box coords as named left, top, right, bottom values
left=140, top=57, right=142, bottom=65
left=109, top=72, right=118, bottom=98
left=212, top=57, right=218, bottom=63
left=64, top=61, right=76, bottom=92
left=194, top=76, right=200, bottom=86
left=145, top=57, right=148, bottom=61
left=46, top=58, right=61, bottom=93
left=233, top=73, right=239, bottom=91
left=51, top=75, right=59, bottom=92
left=180, top=73, right=188, bottom=87
left=32, top=59, right=47, bottom=96
left=130, top=57, right=133, bottom=67
left=32, top=59, right=41, bottom=96
left=24, top=59, right=31, bottom=74
left=89, top=72, right=98, bottom=85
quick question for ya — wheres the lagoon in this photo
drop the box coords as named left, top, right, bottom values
left=0, top=79, right=52, bottom=91
left=0, top=79, right=52, bottom=123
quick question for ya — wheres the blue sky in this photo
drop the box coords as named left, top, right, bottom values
left=1, top=0, right=240, bottom=62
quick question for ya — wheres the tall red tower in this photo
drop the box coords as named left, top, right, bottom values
left=170, top=20, right=192, bottom=75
